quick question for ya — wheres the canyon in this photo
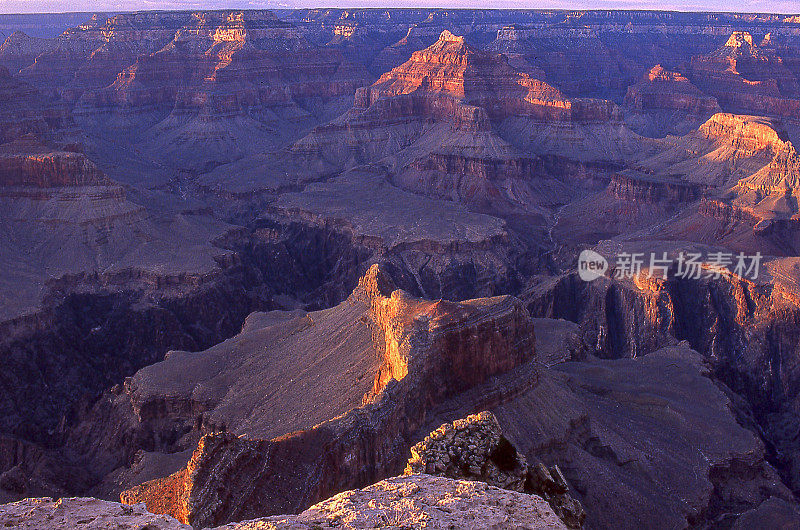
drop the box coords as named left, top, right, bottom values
left=1, top=7, right=800, bottom=529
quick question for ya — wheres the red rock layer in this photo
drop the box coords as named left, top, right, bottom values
left=609, top=173, right=706, bottom=203
left=624, top=65, right=720, bottom=115
left=120, top=265, right=536, bottom=527
left=699, top=113, right=789, bottom=156
left=84, top=11, right=366, bottom=112
left=355, top=30, right=616, bottom=124
left=1, top=11, right=371, bottom=117
left=0, top=151, right=108, bottom=188
left=690, top=32, right=800, bottom=118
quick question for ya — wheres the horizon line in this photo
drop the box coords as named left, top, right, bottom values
left=1, top=7, right=799, bottom=16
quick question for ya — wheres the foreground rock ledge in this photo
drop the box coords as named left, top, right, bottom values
left=405, top=411, right=585, bottom=528
left=0, top=475, right=566, bottom=529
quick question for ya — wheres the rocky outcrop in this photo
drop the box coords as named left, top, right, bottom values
left=623, top=65, right=720, bottom=137
left=292, top=30, right=628, bottom=214
left=690, top=32, right=800, bottom=118
left=686, top=114, right=800, bottom=224
left=0, top=476, right=567, bottom=529
left=223, top=475, right=567, bottom=529
left=357, top=30, right=616, bottom=124
left=0, top=150, right=109, bottom=187
left=0, top=497, right=187, bottom=529
left=699, top=113, right=789, bottom=157
left=608, top=172, right=705, bottom=203
left=732, top=141, right=800, bottom=217
left=405, top=411, right=529, bottom=490
left=119, top=264, right=536, bottom=527
left=405, top=411, right=585, bottom=528
left=625, top=65, right=719, bottom=115
left=599, top=113, right=791, bottom=198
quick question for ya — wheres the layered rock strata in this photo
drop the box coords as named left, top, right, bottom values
left=118, top=264, right=536, bottom=527
left=690, top=32, right=800, bottom=118
left=623, top=65, right=720, bottom=137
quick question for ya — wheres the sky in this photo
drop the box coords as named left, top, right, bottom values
left=1, top=0, right=798, bottom=14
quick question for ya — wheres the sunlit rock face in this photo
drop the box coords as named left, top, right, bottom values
left=292, top=30, right=631, bottom=216
left=690, top=31, right=800, bottom=118
left=0, top=10, right=372, bottom=172
left=623, top=65, right=721, bottom=137
left=117, top=264, right=536, bottom=527
left=0, top=150, right=108, bottom=187
left=356, top=30, right=617, bottom=124
left=0, top=476, right=569, bottom=530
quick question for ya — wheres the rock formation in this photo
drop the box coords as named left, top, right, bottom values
left=220, top=475, right=568, bottom=529
left=690, top=32, right=800, bottom=118
left=290, top=30, right=635, bottom=216
left=0, top=497, right=188, bottom=529
left=623, top=65, right=720, bottom=137
left=1, top=11, right=372, bottom=173
left=117, top=264, right=536, bottom=527
left=405, top=411, right=585, bottom=528
left=0, top=476, right=568, bottom=529
left=405, top=411, right=529, bottom=491
left=0, top=65, right=67, bottom=144
left=0, top=149, right=109, bottom=187
left=77, top=264, right=800, bottom=529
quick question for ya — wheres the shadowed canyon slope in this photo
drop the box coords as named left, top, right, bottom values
left=1, top=8, right=800, bottom=530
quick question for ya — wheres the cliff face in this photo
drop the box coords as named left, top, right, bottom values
left=623, top=65, right=720, bottom=137
left=699, top=112, right=789, bottom=156
left=690, top=32, right=800, bottom=118
left=608, top=172, right=705, bottom=203
left=103, top=261, right=800, bottom=529
left=291, top=30, right=630, bottom=215
left=0, top=11, right=372, bottom=173
left=357, top=30, right=615, bottom=124
left=524, top=264, right=800, bottom=497
left=119, top=264, right=537, bottom=527
left=0, top=151, right=108, bottom=187
left=679, top=113, right=800, bottom=225
left=0, top=66, right=67, bottom=145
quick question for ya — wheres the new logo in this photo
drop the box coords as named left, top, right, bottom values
left=578, top=250, right=608, bottom=282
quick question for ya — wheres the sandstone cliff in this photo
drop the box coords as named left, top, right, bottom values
left=118, top=264, right=536, bottom=526
left=623, top=65, right=720, bottom=137
left=0, top=150, right=109, bottom=187
left=289, top=30, right=634, bottom=215
left=690, top=32, right=800, bottom=118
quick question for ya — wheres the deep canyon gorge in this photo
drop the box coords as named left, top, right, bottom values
left=1, top=7, right=800, bottom=529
